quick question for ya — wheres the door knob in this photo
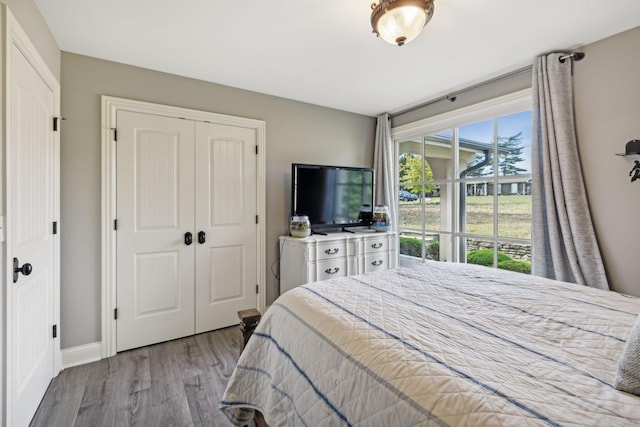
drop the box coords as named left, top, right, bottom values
left=185, top=232, right=193, bottom=245
left=13, top=257, right=33, bottom=283
left=198, top=231, right=206, bottom=244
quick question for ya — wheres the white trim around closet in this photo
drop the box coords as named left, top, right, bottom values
left=100, top=96, right=267, bottom=358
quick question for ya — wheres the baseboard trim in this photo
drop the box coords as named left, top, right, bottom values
left=61, top=342, right=102, bottom=369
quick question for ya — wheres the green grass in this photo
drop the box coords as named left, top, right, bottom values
left=399, top=195, right=531, bottom=240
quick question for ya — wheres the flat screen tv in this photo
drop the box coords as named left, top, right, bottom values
left=291, top=163, right=374, bottom=231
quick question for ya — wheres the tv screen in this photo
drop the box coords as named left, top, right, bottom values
left=292, top=163, right=374, bottom=229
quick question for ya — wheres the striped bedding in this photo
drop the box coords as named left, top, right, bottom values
left=220, top=261, right=640, bottom=426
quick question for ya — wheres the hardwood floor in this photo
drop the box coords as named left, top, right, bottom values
left=31, top=327, right=245, bottom=427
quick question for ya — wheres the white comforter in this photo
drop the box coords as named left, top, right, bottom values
left=220, top=261, right=640, bottom=426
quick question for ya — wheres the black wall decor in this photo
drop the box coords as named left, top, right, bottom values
left=616, top=139, right=640, bottom=182
left=617, top=139, right=640, bottom=156
left=631, top=160, right=640, bottom=182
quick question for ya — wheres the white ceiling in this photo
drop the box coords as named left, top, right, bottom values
left=34, top=0, right=640, bottom=117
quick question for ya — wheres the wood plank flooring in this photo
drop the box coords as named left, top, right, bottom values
left=31, top=326, right=247, bottom=427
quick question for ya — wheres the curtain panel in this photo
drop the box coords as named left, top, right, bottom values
left=531, top=53, right=609, bottom=290
left=373, top=113, right=398, bottom=232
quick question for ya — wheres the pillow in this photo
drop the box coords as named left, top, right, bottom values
left=615, top=314, right=640, bottom=395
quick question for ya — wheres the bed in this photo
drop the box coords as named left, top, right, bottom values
left=220, top=261, right=640, bottom=426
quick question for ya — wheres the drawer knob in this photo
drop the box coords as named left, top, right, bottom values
left=371, top=260, right=383, bottom=266
left=324, top=248, right=340, bottom=255
left=371, top=242, right=383, bottom=249
left=325, top=267, right=340, bottom=275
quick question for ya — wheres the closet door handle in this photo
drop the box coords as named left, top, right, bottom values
left=185, top=232, right=193, bottom=246
left=13, top=257, right=33, bottom=283
left=198, top=231, right=206, bottom=244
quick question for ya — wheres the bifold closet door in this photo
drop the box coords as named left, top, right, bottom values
left=116, top=111, right=196, bottom=352
left=194, top=122, right=258, bottom=333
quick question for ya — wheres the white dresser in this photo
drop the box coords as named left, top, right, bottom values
left=279, top=231, right=398, bottom=295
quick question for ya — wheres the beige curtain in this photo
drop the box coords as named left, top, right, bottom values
left=373, top=113, right=397, bottom=231
left=531, top=53, right=609, bottom=290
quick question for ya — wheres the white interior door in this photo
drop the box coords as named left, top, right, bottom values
left=116, top=111, right=196, bottom=352
left=194, top=122, right=258, bottom=333
left=9, top=43, right=57, bottom=426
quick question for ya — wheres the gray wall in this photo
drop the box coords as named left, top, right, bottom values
left=392, top=69, right=532, bottom=128
left=10, top=0, right=639, bottom=352
left=574, top=26, right=640, bottom=297
left=393, top=26, right=640, bottom=298
left=60, top=52, right=375, bottom=348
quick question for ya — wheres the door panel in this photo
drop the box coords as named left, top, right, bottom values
left=210, top=139, right=244, bottom=225
left=135, top=134, right=180, bottom=230
left=208, top=245, right=244, bottom=301
left=10, top=43, right=56, bottom=426
left=135, top=251, right=181, bottom=315
left=116, top=111, right=195, bottom=352
left=195, top=122, right=257, bottom=333
left=14, top=272, right=50, bottom=388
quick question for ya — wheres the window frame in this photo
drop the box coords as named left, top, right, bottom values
left=392, top=89, right=532, bottom=266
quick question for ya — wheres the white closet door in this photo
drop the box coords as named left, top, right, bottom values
left=194, top=122, right=258, bottom=333
left=116, top=111, right=195, bottom=352
left=10, top=42, right=57, bottom=427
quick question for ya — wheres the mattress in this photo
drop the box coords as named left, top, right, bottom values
left=220, top=261, right=640, bottom=426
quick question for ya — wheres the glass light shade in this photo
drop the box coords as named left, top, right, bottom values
left=371, top=0, right=434, bottom=46
left=377, top=5, right=427, bottom=46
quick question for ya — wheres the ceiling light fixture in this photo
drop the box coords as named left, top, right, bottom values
left=371, top=0, right=435, bottom=46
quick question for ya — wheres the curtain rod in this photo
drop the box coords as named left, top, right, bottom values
left=559, top=52, right=585, bottom=63
left=393, top=51, right=585, bottom=117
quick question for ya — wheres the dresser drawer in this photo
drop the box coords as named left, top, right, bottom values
left=311, top=240, right=355, bottom=261
left=364, top=236, right=389, bottom=254
left=364, top=252, right=389, bottom=273
left=314, top=258, right=349, bottom=281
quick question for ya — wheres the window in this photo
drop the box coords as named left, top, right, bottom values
left=394, top=90, right=532, bottom=274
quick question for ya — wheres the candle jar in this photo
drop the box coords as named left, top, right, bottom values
left=371, top=205, right=390, bottom=231
left=290, top=215, right=311, bottom=237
